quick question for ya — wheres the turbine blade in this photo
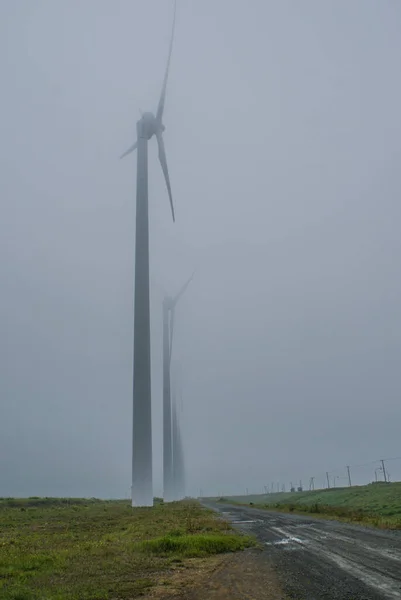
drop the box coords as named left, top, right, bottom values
left=120, top=141, right=138, bottom=159
left=172, top=271, right=195, bottom=305
left=156, top=0, right=176, bottom=124
left=156, top=130, right=175, bottom=222
left=169, top=307, right=175, bottom=367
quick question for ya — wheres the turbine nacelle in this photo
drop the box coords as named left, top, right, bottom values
left=138, top=112, right=165, bottom=140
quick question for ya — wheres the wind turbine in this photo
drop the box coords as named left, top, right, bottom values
left=175, top=376, right=186, bottom=499
left=171, top=367, right=185, bottom=500
left=163, top=273, right=193, bottom=502
left=121, top=2, right=176, bottom=507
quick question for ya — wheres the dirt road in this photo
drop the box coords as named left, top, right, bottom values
left=205, top=501, right=401, bottom=599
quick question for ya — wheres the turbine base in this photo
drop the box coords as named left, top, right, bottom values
left=131, top=486, right=153, bottom=508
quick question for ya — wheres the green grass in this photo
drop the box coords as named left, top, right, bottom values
left=138, top=533, right=250, bottom=557
left=221, top=482, right=401, bottom=529
left=0, top=498, right=251, bottom=600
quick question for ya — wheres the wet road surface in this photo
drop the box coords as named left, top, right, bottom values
left=205, top=501, right=401, bottom=599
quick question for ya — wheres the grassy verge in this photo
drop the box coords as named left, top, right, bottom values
left=219, top=482, right=401, bottom=529
left=0, top=497, right=252, bottom=600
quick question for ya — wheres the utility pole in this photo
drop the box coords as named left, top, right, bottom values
left=326, top=472, right=330, bottom=489
left=277, top=482, right=280, bottom=493
left=346, top=466, right=352, bottom=487
left=309, top=477, right=315, bottom=491
left=381, top=459, right=388, bottom=483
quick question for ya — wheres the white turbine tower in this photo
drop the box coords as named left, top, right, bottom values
left=121, top=2, right=177, bottom=507
left=172, top=375, right=185, bottom=500
left=163, top=274, right=193, bottom=502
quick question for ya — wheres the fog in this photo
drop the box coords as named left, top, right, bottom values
left=1, top=0, right=401, bottom=499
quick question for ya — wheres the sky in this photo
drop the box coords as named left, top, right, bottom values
left=1, top=0, right=401, bottom=499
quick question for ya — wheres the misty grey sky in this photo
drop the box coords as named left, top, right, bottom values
left=1, top=1, right=400, bottom=498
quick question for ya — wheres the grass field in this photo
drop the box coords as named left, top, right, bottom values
left=0, top=497, right=252, bottom=600
left=220, top=481, right=401, bottom=529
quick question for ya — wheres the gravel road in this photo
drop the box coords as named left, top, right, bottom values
left=205, top=501, right=401, bottom=599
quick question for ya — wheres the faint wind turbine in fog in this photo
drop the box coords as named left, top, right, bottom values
left=172, top=366, right=185, bottom=500
left=163, top=273, right=194, bottom=502
left=121, top=1, right=177, bottom=507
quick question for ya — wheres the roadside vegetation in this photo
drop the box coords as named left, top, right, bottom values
left=220, top=481, right=401, bottom=529
left=0, top=497, right=252, bottom=600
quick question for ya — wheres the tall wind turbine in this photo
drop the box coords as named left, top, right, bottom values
left=163, top=273, right=193, bottom=502
left=121, top=2, right=176, bottom=507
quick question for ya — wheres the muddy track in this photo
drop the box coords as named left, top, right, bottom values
left=205, top=502, right=401, bottom=599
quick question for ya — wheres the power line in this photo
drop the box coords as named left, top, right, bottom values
left=260, top=455, right=400, bottom=499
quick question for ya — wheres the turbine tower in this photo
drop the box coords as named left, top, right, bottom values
left=173, top=377, right=185, bottom=500
left=121, top=2, right=176, bottom=507
left=163, top=274, right=193, bottom=502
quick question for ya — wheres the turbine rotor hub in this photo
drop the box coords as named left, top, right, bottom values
left=138, top=112, right=160, bottom=140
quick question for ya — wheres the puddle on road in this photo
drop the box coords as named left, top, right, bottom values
left=232, top=518, right=265, bottom=525
left=265, top=535, right=306, bottom=549
left=265, top=526, right=308, bottom=551
left=232, top=519, right=256, bottom=524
